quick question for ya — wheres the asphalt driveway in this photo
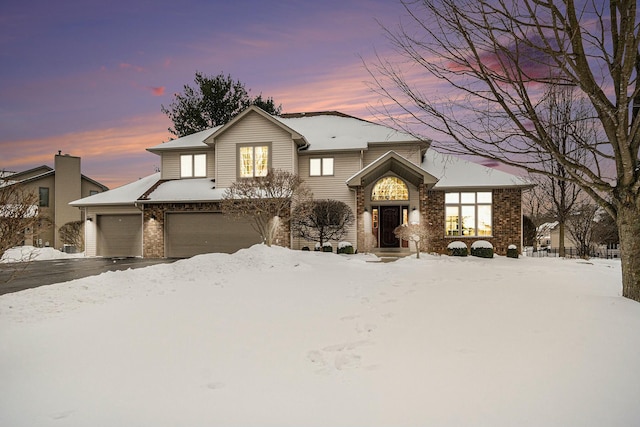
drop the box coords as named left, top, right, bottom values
left=0, top=257, right=178, bottom=296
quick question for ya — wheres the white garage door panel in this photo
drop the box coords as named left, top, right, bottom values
left=166, top=213, right=262, bottom=257
left=97, top=215, right=142, bottom=257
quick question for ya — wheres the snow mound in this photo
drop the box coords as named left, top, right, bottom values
left=1, top=246, right=84, bottom=263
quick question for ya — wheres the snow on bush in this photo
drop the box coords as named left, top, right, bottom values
left=338, top=241, right=352, bottom=249
left=447, top=241, right=467, bottom=249
left=447, top=241, right=468, bottom=257
left=471, top=240, right=494, bottom=249
left=471, top=240, right=494, bottom=258
left=508, top=244, right=517, bottom=250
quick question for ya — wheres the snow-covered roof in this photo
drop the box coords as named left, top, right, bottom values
left=70, top=173, right=160, bottom=206
left=144, top=111, right=421, bottom=153
left=140, top=178, right=227, bottom=203
left=275, top=114, right=419, bottom=151
left=146, top=128, right=220, bottom=152
left=422, top=150, right=530, bottom=189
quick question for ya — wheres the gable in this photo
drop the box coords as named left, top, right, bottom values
left=209, top=109, right=300, bottom=187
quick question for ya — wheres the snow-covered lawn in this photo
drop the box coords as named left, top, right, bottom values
left=1, top=245, right=638, bottom=427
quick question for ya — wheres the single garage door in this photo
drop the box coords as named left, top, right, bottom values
left=97, top=214, right=142, bottom=257
left=165, top=212, right=262, bottom=258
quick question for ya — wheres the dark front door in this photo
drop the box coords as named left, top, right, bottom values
left=380, top=206, right=401, bottom=248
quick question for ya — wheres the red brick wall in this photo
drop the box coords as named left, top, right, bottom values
left=424, top=188, right=522, bottom=256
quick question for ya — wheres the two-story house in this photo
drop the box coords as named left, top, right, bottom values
left=71, top=106, right=529, bottom=258
left=2, top=153, right=108, bottom=250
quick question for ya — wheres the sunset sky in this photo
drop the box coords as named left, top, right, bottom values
left=1, top=0, right=410, bottom=188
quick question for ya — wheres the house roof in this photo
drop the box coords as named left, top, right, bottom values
left=423, top=150, right=531, bottom=189
left=145, top=108, right=424, bottom=153
left=2, top=167, right=109, bottom=191
left=139, top=178, right=227, bottom=203
left=70, top=173, right=160, bottom=206
left=146, top=127, right=220, bottom=153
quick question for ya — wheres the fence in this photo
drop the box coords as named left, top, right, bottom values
left=523, top=247, right=621, bottom=259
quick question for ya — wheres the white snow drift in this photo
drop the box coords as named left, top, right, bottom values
left=1, top=245, right=638, bottom=427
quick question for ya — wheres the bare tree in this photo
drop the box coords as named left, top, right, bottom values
left=566, top=203, right=599, bottom=259
left=291, top=199, right=355, bottom=247
left=58, top=220, right=85, bottom=252
left=370, top=1, right=640, bottom=301
left=0, top=181, right=47, bottom=283
left=532, top=84, right=591, bottom=256
left=394, top=222, right=430, bottom=259
left=221, top=169, right=311, bottom=246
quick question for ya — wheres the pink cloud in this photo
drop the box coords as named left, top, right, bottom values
left=1, top=113, right=173, bottom=188
left=148, top=86, right=165, bottom=96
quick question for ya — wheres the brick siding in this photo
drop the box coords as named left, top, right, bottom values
left=424, top=188, right=522, bottom=256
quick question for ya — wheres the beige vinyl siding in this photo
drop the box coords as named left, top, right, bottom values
left=84, top=206, right=141, bottom=256
left=80, top=179, right=107, bottom=198
left=161, top=150, right=214, bottom=180
left=364, top=144, right=422, bottom=167
left=161, top=152, right=180, bottom=179
left=296, top=152, right=360, bottom=249
left=215, top=111, right=296, bottom=187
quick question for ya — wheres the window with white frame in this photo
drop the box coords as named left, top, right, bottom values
left=445, top=191, right=492, bottom=236
left=239, top=144, right=269, bottom=178
left=180, top=153, right=207, bottom=178
left=309, top=157, right=334, bottom=176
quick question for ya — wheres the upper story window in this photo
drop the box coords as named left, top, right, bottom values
left=445, top=191, right=492, bottom=237
left=239, top=144, right=269, bottom=178
left=180, top=153, right=207, bottom=178
left=38, top=187, right=49, bottom=207
left=310, top=158, right=334, bottom=176
left=371, top=177, right=409, bottom=201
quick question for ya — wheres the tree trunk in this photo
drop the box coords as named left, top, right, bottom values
left=559, top=222, right=566, bottom=257
left=618, top=203, right=640, bottom=303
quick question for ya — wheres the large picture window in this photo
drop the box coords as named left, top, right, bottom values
left=180, top=153, right=207, bottom=178
left=309, top=158, right=334, bottom=176
left=445, top=191, right=492, bottom=236
left=239, top=145, right=269, bottom=178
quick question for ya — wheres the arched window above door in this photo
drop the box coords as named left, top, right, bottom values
left=371, top=177, right=409, bottom=201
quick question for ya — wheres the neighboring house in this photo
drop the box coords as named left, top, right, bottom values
left=1, top=153, right=108, bottom=250
left=71, top=106, right=530, bottom=258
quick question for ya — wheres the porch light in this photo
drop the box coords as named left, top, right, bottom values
left=150, top=214, right=157, bottom=221
left=87, top=217, right=93, bottom=222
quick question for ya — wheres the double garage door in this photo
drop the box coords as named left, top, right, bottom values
left=165, top=212, right=262, bottom=258
left=97, top=214, right=142, bottom=257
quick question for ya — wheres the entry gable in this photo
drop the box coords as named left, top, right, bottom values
left=346, top=151, right=438, bottom=188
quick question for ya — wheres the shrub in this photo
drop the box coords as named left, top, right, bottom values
left=507, top=244, right=518, bottom=259
left=316, top=242, right=333, bottom=252
left=471, top=240, right=494, bottom=258
left=447, top=241, right=468, bottom=257
left=301, top=246, right=310, bottom=251
left=337, top=241, right=354, bottom=254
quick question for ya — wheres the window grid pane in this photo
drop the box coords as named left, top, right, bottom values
left=461, top=205, right=475, bottom=236
left=240, top=147, right=253, bottom=177
left=193, top=154, right=206, bottom=177
left=310, top=158, right=321, bottom=176
left=322, top=158, right=334, bottom=176
left=254, top=146, right=269, bottom=177
left=445, top=206, right=459, bottom=236
left=477, top=205, right=492, bottom=236
left=180, top=155, right=193, bottom=178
